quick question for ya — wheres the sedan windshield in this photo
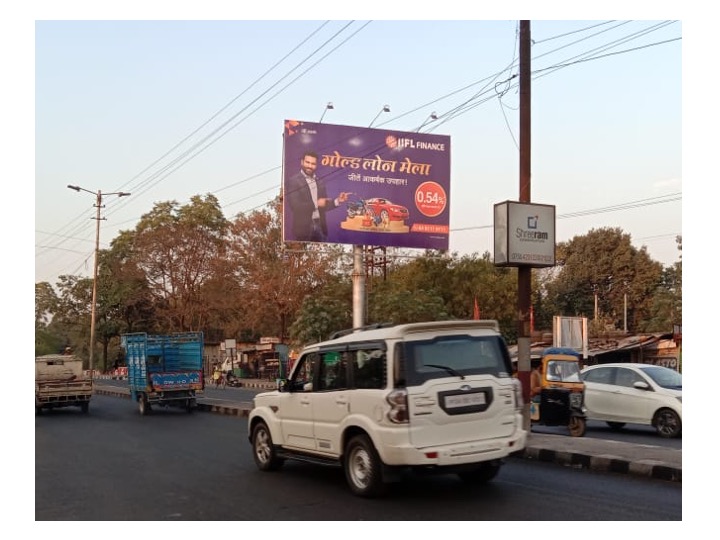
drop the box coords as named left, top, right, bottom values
left=641, top=366, right=682, bottom=389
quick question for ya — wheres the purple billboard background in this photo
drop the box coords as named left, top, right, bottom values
left=282, top=119, right=451, bottom=250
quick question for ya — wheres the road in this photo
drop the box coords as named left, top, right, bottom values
left=98, top=378, right=683, bottom=449
left=35, top=394, right=681, bottom=521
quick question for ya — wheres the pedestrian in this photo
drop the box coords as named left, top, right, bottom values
left=530, top=359, right=543, bottom=421
left=530, top=359, right=543, bottom=399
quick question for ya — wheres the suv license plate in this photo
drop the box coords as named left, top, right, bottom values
left=445, top=393, right=486, bottom=408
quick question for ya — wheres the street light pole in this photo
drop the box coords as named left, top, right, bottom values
left=68, top=185, right=130, bottom=377
left=416, top=111, right=438, bottom=132
left=319, top=102, right=334, bottom=123
left=369, top=104, right=390, bottom=128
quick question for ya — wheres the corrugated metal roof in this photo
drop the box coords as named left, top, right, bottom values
left=509, top=333, right=675, bottom=359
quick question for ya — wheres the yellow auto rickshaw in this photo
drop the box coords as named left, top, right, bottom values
left=530, top=347, right=586, bottom=437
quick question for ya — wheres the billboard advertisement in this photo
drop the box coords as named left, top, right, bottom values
left=282, top=120, right=451, bottom=250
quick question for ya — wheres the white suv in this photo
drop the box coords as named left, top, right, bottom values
left=248, top=320, right=527, bottom=497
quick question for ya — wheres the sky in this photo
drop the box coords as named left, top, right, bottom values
left=31, top=15, right=685, bottom=287
left=13, top=1, right=715, bottom=530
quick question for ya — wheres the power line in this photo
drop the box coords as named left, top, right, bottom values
left=450, top=193, right=682, bottom=232
left=37, top=21, right=681, bottom=278
left=37, top=22, right=362, bottom=259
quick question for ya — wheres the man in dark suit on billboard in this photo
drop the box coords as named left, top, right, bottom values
left=286, top=150, right=349, bottom=242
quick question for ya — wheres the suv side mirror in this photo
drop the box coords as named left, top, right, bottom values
left=633, top=381, right=651, bottom=391
left=278, top=379, right=289, bottom=392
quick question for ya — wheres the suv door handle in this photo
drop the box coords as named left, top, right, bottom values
left=300, top=398, right=311, bottom=405
left=335, top=398, right=348, bottom=405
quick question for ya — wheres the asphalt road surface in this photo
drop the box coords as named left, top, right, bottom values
left=35, top=394, right=681, bottom=521
left=98, top=379, right=683, bottom=449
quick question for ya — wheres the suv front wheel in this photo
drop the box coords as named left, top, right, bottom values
left=252, top=421, right=284, bottom=471
left=344, top=434, right=386, bottom=498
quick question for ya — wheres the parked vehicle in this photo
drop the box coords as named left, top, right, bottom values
left=35, top=354, right=93, bottom=415
left=580, top=363, right=682, bottom=438
left=248, top=320, right=527, bottom=497
left=530, top=347, right=586, bottom=437
left=122, top=332, right=205, bottom=415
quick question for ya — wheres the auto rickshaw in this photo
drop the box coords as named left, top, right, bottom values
left=530, top=347, right=586, bottom=437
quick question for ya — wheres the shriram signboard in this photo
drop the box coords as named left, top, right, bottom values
left=493, top=200, right=556, bottom=268
left=282, top=119, right=451, bottom=250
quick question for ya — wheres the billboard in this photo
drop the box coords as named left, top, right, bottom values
left=493, top=201, right=556, bottom=268
left=282, top=120, right=451, bottom=250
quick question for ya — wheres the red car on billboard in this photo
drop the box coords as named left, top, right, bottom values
left=364, top=197, right=409, bottom=222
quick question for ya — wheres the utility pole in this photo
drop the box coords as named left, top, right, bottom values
left=68, top=185, right=130, bottom=377
left=517, top=20, right=533, bottom=429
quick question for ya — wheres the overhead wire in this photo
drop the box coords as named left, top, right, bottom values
left=37, top=21, right=681, bottom=280
left=228, top=21, right=664, bottom=216
left=37, top=21, right=355, bottom=258
left=36, top=21, right=368, bottom=279
left=451, top=193, right=682, bottom=232
left=102, top=21, right=365, bottom=218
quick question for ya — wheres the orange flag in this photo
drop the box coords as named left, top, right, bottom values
left=473, top=297, right=480, bottom=320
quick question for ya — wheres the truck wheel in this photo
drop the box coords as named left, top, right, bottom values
left=251, top=421, right=284, bottom=471
left=81, top=402, right=89, bottom=414
left=138, top=395, right=151, bottom=416
left=344, top=434, right=386, bottom=497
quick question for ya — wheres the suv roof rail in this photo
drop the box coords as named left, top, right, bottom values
left=329, top=322, right=395, bottom=340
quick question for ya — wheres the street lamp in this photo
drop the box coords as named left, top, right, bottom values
left=319, top=102, right=334, bottom=123
left=67, top=184, right=130, bottom=378
left=416, top=111, right=438, bottom=132
left=369, top=104, right=390, bottom=127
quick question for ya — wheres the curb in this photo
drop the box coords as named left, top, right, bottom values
left=519, top=445, right=681, bottom=482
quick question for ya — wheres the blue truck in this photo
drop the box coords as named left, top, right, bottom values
left=122, top=332, right=205, bottom=415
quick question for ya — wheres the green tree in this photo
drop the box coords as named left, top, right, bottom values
left=132, top=194, right=229, bottom=332
left=368, top=284, right=449, bottom=325
left=639, top=235, right=682, bottom=332
left=89, top=231, right=159, bottom=370
left=227, top=197, right=344, bottom=342
left=35, top=282, right=64, bottom=355
left=544, top=227, right=664, bottom=335
left=47, top=274, right=94, bottom=367
left=288, top=277, right=354, bottom=347
left=378, top=251, right=518, bottom=340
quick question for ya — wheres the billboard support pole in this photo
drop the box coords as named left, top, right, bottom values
left=352, top=245, right=365, bottom=330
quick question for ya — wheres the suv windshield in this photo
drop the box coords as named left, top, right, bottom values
left=401, top=335, right=511, bottom=386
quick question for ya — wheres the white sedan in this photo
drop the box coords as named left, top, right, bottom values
left=580, top=363, right=682, bottom=438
